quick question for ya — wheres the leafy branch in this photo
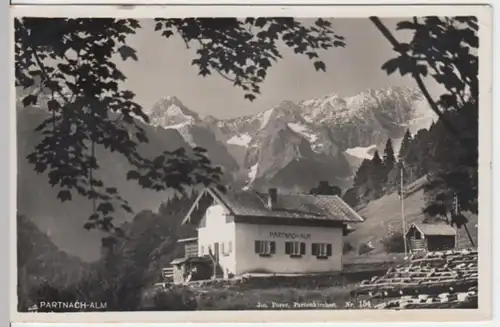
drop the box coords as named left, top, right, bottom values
left=370, top=16, right=464, bottom=143
left=16, top=17, right=345, bottom=234
left=154, top=17, right=345, bottom=101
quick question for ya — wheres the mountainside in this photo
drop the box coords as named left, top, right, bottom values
left=299, top=87, right=433, bottom=149
left=147, top=96, right=239, bottom=180
left=344, top=177, right=478, bottom=255
left=17, top=214, right=89, bottom=309
left=17, top=105, right=191, bottom=261
left=149, top=87, right=435, bottom=191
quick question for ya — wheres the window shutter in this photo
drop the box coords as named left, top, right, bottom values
left=221, top=242, right=225, bottom=255
left=254, top=240, right=261, bottom=254
left=312, top=243, right=318, bottom=256
left=285, top=242, right=291, bottom=254
left=327, top=244, right=332, bottom=256
left=300, top=242, right=306, bottom=255
left=200, top=245, right=204, bottom=255
left=228, top=241, right=232, bottom=254
left=270, top=241, right=276, bottom=254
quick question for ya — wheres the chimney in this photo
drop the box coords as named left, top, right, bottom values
left=268, top=188, right=278, bottom=210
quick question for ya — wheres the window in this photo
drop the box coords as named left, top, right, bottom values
left=200, top=245, right=204, bottom=255
left=217, top=241, right=233, bottom=256
left=285, top=242, right=306, bottom=258
left=312, top=243, right=332, bottom=259
left=254, top=240, right=276, bottom=257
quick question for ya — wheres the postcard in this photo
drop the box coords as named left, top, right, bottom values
left=10, top=3, right=492, bottom=323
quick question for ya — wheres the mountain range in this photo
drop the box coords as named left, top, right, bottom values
left=17, top=86, right=436, bottom=261
left=147, top=87, right=435, bottom=191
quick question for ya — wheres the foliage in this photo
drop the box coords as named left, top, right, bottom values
left=342, top=187, right=360, bottom=208
left=15, top=17, right=345, bottom=233
left=154, top=17, right=345, bottom=101
left=376, top=16, right=478, bottom=143
left=18, top=194, right=197, bottom=312
left=358, top=242, right=374, bottom=255
left=343, top=241, right=354, bottom=254
left=309, top=181, right=341, bottom=196
left=382, top=138, right=396, bottom=173
left=89, top=194, right=197, bottom=310
left=17, top=214, right=90, bottom=311
left=380, top=231, right=406, bottom=253
left=375, top=16, right=478, bottom=239
left=398, top=129, right=413, bottom=161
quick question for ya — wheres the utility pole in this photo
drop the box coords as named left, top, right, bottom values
left=400, top=163, right=408, bottom=258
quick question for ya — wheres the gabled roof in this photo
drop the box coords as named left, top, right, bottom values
left=407, top=223, right=457, bottom=236
left=182, top=187, right=365, bottom=225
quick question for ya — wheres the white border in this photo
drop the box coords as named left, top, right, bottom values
left=8, top=3, right=494, bottom=324
left=8, top=0, right=494, bottom=5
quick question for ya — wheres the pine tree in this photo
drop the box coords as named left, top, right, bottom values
left=370, top=150, right=385, bottom=198
left=372, top=150, right=383, bottom=166
left=383, top=139, right=396, bottom=169
left=350, top=159, right=373, bottom=205
left=310, top=181, right=341, bottom=196
left=353, top=159, right=372, bottom=187
left=398, top=129, right=413, bottom=162
left=383, top=139, right=396, bottom=189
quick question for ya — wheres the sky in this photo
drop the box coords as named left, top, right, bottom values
left=118, top=18, right=442, bottom=119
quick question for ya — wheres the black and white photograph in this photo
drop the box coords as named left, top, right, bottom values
left=11, top=4, right=492, bottom=322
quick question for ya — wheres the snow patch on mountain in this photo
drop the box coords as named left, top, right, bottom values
left=164, top=121, right=191, bottom=130
left=346, top=144, right=378, bottom=160
left=227, top=133, right=252, bottom=147
left=287, top=123, right=319, bottom=144
left=260, top=109, right=274, bottom=129
left=243, top=163, right=259, bottom=190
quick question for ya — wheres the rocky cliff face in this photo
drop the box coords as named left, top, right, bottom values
left=148, top=86, right=435, bottom=192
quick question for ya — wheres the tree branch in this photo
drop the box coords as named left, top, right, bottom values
left=32, top=47, right=71, bottom=105
left=369, top=16, right=465, bottom=144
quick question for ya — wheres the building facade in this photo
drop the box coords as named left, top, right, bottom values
left=180, top=187, right=365, bottom=277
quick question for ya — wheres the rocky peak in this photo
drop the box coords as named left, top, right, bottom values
left=148, top=96, right=200, bottom=127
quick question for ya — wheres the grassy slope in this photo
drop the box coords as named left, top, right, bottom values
left=345, top=176, right=478, bottom=256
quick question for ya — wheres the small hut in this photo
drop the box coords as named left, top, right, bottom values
left=405, top=223, right=457, bottom=253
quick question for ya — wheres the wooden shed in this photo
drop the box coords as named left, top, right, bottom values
left=405, top=223, right=457, bottom=253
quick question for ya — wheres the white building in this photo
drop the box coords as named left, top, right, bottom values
left=179, top=187, right=365, bottom=278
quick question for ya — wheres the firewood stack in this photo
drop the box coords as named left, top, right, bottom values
left=352, top=249, right=478, bottom=309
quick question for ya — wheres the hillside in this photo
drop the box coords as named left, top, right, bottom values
left=17, top=215, right=90, bottom=310
left=17, top=106, right=189, bottom=261
left=345, top=177, right=478, bottom=255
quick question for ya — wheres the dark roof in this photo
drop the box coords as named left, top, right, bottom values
left=409, top=223, right=457, bottom=236
left=183, top=188, right=364, bottom=224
